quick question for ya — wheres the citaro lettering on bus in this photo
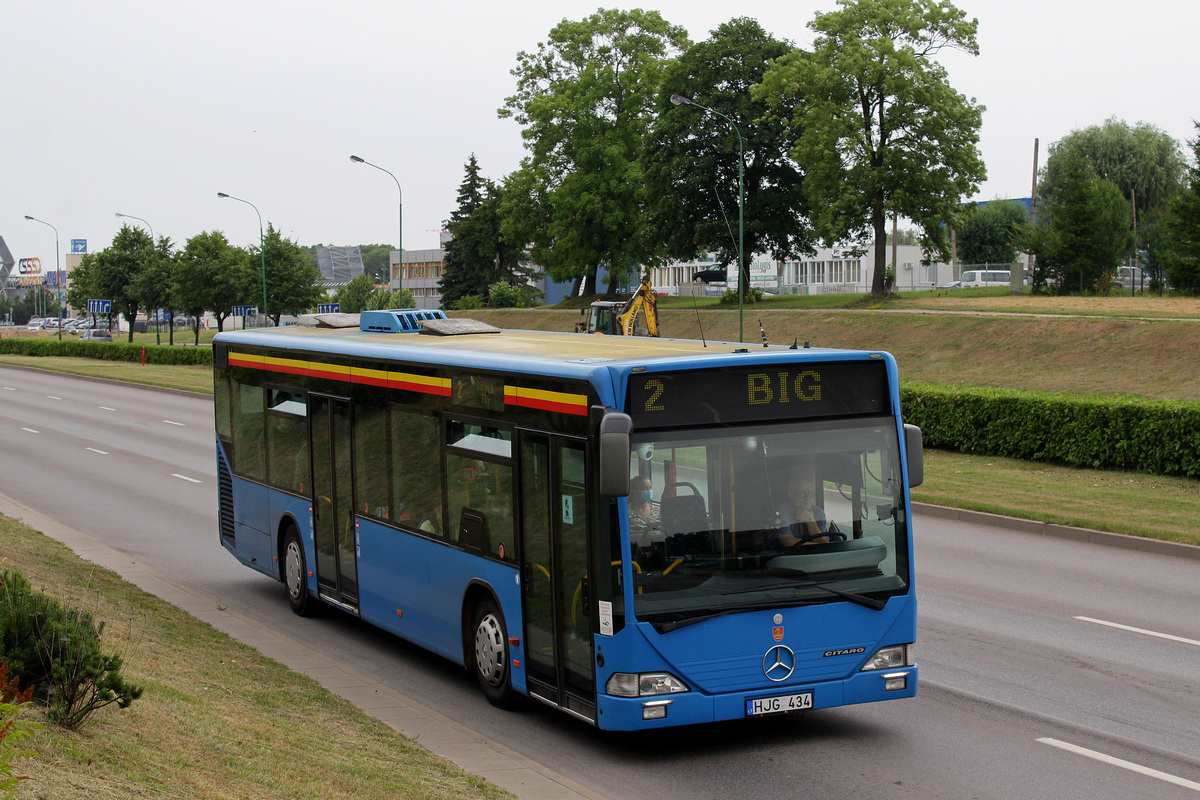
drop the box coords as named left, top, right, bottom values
left=747, top=370, right=822, bottom=406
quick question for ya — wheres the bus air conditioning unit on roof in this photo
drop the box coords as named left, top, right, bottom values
left=359, top=308, right=448, bottom=334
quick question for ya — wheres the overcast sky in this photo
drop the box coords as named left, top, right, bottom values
left=4, top=0, right=1196, bottom=269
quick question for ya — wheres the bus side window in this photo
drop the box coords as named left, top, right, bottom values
left=391, top=409, right=441, bottom=535
left=234, top=384, right=266, bottom=483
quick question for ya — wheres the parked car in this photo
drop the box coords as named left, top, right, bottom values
left=26, top=318, right=45, bottom=330
left=79, top=329, right=113, bottom=342
left=959, top=269, right=1011, bottom=288
left=1113, top=266, right=1147, bottom=290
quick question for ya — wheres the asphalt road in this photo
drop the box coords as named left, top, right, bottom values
left=3, top=365, right=1199, bottom=800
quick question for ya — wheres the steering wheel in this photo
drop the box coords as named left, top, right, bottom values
left=790, top=530, right=848, bottom=547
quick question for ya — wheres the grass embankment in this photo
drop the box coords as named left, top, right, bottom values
left=0, top=516, right=513, bottom=800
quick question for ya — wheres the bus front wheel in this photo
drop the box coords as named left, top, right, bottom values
left=472, top=598, right=515, bottom=708
left=283, top=527, right=315, bottom=617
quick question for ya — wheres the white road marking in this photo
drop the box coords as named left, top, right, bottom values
left=162, top=420, right=185, bottom=426
left=99, top=406, right=116, bottom=411
left=21, top=427, right=39, bottom=434
left=1038, top=737, right=1200, bottom=792
left=3, top=387, right=14, bottom=391
left=171, top=474, right=202, bottom=484
left=1075, top=616, right=1200, bottom=648
left=86, top=447, right=109, bottom=455
left=46, top=395, right=62, bottom=400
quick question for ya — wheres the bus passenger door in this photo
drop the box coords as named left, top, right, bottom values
left=520, top=435, right=596, bottom=721
left=310, top=395, right=359, bottom=610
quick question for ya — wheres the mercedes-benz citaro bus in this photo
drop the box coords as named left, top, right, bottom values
left=212, top=309, right=922, bottom=730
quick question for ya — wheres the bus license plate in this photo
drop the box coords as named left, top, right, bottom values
left=746, top=692, right=813, bottom=716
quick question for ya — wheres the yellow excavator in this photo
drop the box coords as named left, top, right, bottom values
left=576, top=278, right=660, bottom=337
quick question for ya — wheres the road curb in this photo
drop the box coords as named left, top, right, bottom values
left=913, top=502, right=1200, bottom=560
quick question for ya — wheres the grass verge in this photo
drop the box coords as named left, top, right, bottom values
left=0, top=516, right=514, bottom=800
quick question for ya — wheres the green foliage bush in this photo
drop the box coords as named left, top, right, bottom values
left=487, top=282, right=525, bottom=309
left=719, top=286, right=764, bottom=305
left=1, top=663, right=39, bottom=799
left=0, top=570, right=143, bottom=730
left=451, top=294, right=485, bottom=311
left=901, top=382, right=1200, bottom=478
left=0, top=337, right=211, bottom=366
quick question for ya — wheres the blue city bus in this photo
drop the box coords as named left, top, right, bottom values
left=212, top=309, right=923, bottom=730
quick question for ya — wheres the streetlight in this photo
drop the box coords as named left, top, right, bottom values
left=350, top=155, right=403, bottom=298
left=23, top=215, right=61, bottom=339
left=670, top=93, right=746, bottom=343
left=115, top=213, right=160, bottom=343
left=217, top=192, right=269, bottom=326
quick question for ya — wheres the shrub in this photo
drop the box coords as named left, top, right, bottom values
left=719, top=286, right=763, bottom=305
left=451, top=294, right=485, bottom=311
left=487, top=282, right=524, bottom=309
left=901, top=382, right=1200, bottom=478
left=0, top=570, right=143, bottom=730
left=0, top=337, right=212, bottom=366
left=0, top=663, right=39, bottom=799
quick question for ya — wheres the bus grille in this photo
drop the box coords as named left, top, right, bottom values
left=217, top=451, right=235, bottom=543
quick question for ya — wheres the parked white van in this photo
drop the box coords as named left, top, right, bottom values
left=958, top=269, right=1010, bottom=287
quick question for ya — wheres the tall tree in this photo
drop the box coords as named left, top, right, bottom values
left=1025, top=150, right=1134, bottom=293
left=1163, top=124, right=1200, bottom=294
left=174, top=230, right=249, bottom=338
left=755, top=0, right=986, bottom=295
left=441, top=155, right=495, bottom=307
left=249, top=223, right=323, bottom=325
left=956, top=200, right=1028, bottom=265
left=134, top=235, right=177, bottom=345
left=1040, top=118, right=1186, bottom=218
left=644, top=17, right=813, bottom=290
left=332, top=272, right=376, bottom=313
left=90, top=225, right=154, bottom=342
left=500, top=8, right=690, bottom=296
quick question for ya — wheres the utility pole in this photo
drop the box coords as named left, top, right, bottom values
left=1025, top=138, right=1039, bottom=292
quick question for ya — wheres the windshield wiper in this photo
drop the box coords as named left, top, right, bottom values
left=652, top=601, right=780, bottom=633
left=724, top=579, right=887, bottom=611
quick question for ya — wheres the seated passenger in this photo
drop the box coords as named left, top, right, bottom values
left=627, top=475, right=660, bottom=549
left=777, top=463, right=830, bottom=547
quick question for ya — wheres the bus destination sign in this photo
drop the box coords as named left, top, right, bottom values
left=626, top=360, right=889, bottom=428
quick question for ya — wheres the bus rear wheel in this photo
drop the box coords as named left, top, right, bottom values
left=283, top=527, right=315, bottom=617
left=472, top=598, right=516, bottom=708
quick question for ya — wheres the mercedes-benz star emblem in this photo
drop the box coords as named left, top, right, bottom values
left=762, top=645, right=796, bottom=682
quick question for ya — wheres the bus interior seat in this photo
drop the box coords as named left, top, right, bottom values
left=660, top=482, right=707, bottom=537
left=459, top=508, right=490, bottom=553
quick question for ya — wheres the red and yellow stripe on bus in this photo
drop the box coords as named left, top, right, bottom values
left=229, top=351, right=586, bottom=415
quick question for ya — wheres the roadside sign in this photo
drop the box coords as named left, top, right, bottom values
left=87, top=299, right=112, bottom=314
left=232, top=305, right=256, bottom=317
left=318, top=303, right=340, bottom=314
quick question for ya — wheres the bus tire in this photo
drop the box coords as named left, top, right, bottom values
left=471, top=598, right=516, bottom=708
left=283, top=526, right=315, bottom=617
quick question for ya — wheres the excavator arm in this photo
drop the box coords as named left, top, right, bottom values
left=616, top=278, right=659, bottom=337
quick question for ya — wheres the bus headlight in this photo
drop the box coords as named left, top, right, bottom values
left=606, top=672, right=690, bottom=697
left=860, top=644, right=914, bottom=671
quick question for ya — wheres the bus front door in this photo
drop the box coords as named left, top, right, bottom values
left=521, top=436, right=596, bottom=722
left=310, top=395, right=359, bottom=611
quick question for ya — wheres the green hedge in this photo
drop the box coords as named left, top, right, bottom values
left=901, top=382, right=1200, bottom=478
left=0, top=338, right=211, bottom=366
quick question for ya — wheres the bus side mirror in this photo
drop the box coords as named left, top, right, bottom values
left=599, top=411, right=633, bottom=497
left=904, top=424, right=924, bottom=488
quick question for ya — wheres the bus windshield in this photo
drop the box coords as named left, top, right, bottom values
left=625, top=416, right=910, bottom=626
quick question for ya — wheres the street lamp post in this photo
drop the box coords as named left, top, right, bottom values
left=23, top=215, right=61, bottom=339
left=115, top=213, right=160, bottom=343
left=217, top=192, right=269, bottom=326
left=670, top=93, right=746, bottom=343
left=350, top=155, right=403, bottom=299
